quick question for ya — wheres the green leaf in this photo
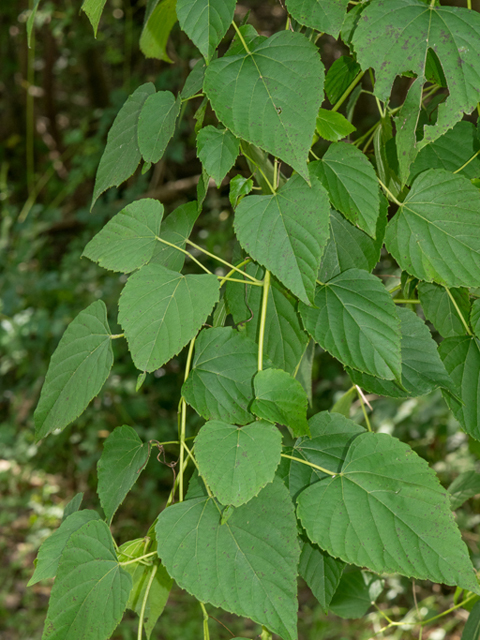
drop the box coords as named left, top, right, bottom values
left=197, top=126, right=239, bottom=186
left=311, top=143, right=380, bottom=238
left=252, top=368, right=310, bottom=437
left=176, top=0, right=236, bottom=61
left=82, top=199, right=164, bottom=273
left=149, top=201, right=200, bottom=272
left=97, top=426, right=151, bottom=524
left=329, top=570, right=383, bottom=619
left=34, top=301, right=114, bottom=440
left=92, top=83, right=155, bottom=208
left=204, top=30, right=324, bottom=180
left=140, top=0, right=177, bottom=62
left=439, top=337, right=480, bottom=441
left=229, top=175, right=253, bottom=208
left=348, top=307, right=457, bottom=399
left=297, top=431, right=480, bottom=593
left=325, top=56, right=361, bottom=106
left=471, top=299, right=480, bottom=337
left=62, top=493, right=84, bottom=521
left=234, top=171, right=330, bottom=305
left=418, top=282, right=471, bottom=338
left=294, top=340, right=314, bottom=406
left=394, top=76, right=423, bottom=186
left=448, top=471, right=480, bottom=511
left=385, top=169, right=480, bottom=288
left=118, top=264, right=219, bottom=372
left=27, top=0, right=41, bottom=46
left=315, top=109, right=356, bottom=143
left=182, top=327, right=259, bottom=425
left=42, top=520, right=132, bottom=640
left=181, top=59, right=206, bottom=99
left=156, top=479, right=300, bottom=640
left=299, top=269, right=402, bottom=380
left=298, top=542, right=344, bottom=614
left=353, top=0, right=480, bottom=147
left=81, top=0, right=107, bottom=36
left=195, top=419, right=282, bottom=506
left=138, top=91, right=181, bottom=163
left=28, top=510, right=101, bottom=586
left=285, top=0, right=349, bottom=37
left=462, top=601, right=480, bottom=640
left=331, top=387, right=356, bottom=419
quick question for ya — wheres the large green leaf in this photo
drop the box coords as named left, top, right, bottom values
left=329, top=570, right=383, bottom=619
left=448, top=471, right=480, bottom=511
left=176, top=0, right=236, bottom=61
left=42, top=520, right=132, bottom=640
left=195, top=419, right=282, bottom=506
left=252, top=368, right=310, bottom=437
left=138, top=91, right=181, bottom=163
left=299, top=269, right=402, bottom=380
left=285, top=0, right=349, bottom=37
left=156, top=479, right=300, bottom=640
left=311, top=143, right=380, bottom=238
left=385, top=169, right=480, bottom=288
left=81, top=0, right=107, bottom=36
left=118, top=264, right=219, bottom=372
left=348, top=307, right=456, bottom=398
left=197, top=126, right=239, bottom=186
left=298, top=542, right=344, bottom=614
left=182, top=327, right=258, bottom=425
left=34, top=301, right=114, bottom=440
left=92, top=83, right=155, bottom=208
left=297, top=431, right=480, bottom=593
left=439, top=337, right=480, bottom=441
left=28, top=510, right=101, bottom=586
left=234, top=171, right=330, bottom=304
left=204, top=30, right=324, bottom=180
left=82, top=199, right=164, bottom=273
left=97, top=426, right=151, bottom=524
left=140, top=0, right=177, bottom=62
left=353, top=0, right=480, bottom=147
left=149, top=202, right=200, bottom=272
left=418, top=282, right=471, bottom=338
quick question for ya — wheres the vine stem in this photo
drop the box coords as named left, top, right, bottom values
left=179, top=338, right=196, bottom=502
left=200, top=602, right=211, bottom=640
left=231, top=20, right=251, bottom=55
left=261, top=627, right=273, bottom=640
left=445, top=287, right=473, bottom=336
left=217, top=258, right=252, bottom=288
left=240, top=145, right=276, bottom=194
left=119, top=551, right=156, bottom=566
left=356, top=386, right=372, bottom=432
left=393, top=299, right=421, bottom=305
left=110, top=333, right=125, bottom=339
left=186, top=239, right=262, bottom=283
left=258, top=270, right=271, bottom=370
left=454, top=148, right=480, bottom=174
left=281, top=453, right=337, bottom=476
left=331, top=70, right=365, bottom=112
left=137, top=564, right=158, bottom=640
left=156, top=236, right=213, bottom=274
left=378, top=178, right=402, bottom=206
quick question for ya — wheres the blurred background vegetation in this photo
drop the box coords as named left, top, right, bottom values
left=1, top=1, right=479, bottom=639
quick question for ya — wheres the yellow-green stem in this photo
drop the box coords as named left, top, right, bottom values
left=155, top=236, right=213, bottom=275
left=186, top=238, right=262, bottom=282
left=240, top=145, right=276, bottom=194
left=331, top=70, right=365, bottom=112
left=393, top=299, right=421, bottom=305
left=231, top=20, right=251, bottom=54
left=445, top=287, right=473, bottom=336
left=200, top=602, right=210, bottom=640
left=179, top=338, right=196, bottom=502
left=119, top=551, right=157, bottom=566
left=378, top=178, right=402, bottom=206
left=137, top=564, right=158, bottom=640
left=454, top=148, right=480, bottom=174
left=357, top=388, right=372, bottom=432
left=258, top=270, right=271, bottom=370
left=280, top=453, right=337, bottom=477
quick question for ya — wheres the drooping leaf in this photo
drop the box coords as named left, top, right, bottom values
left=315, top=109, right=356, bottom=143
left=373, top=115, right=402, bottom=199
left=298, top=542, right=344, bottom=614
left=34, top=301, right=114, bottom=440
left=195, top=419, right=282, bottom=506
left=140, top=0, right=177, bottom=62
left=324, top=56, right=361, bottom=106
left=204, top=30, right=324, bottom=180
left=462, top=601, right=480, bottom=640
left=329, top=570, right=383, bottom=619
left=394, top=76, right=423, bottom=186
left=234, top=171, right=330, bottom=305
left=138, top=91, right=181, bottom=163
left=27, top=0, right=42, bottom=46
left=97, top=426, right=151, bottom=524
left=252, top=368, right=310, bottom=437
left=418, top=282, right=471, bottom=338
left=229, top=175, right=254, bottom=208
left=92, top=83, right=155, bottom=208
left=197, top=126, right=239, bottom=186
left=182, top=327, right=259, bottom=425
left=285, top=0, right=349, bottom=37
left=297, top=431, right=480, bottom=593
left=181, top=59, right=206, bottom=99
left=81, top=0, right=107, bottom=36
left=176, top=0, right=236, bottom=62
left=470, top=299, right=480, bottom=337
left=385, top=169, right=480, bottom=288
left=118, top=264, right=219, bottom=372
left=331, top=387, right=357, bottom=419
left=149, top=202, right=200, bottom=272
left=41, top=520, right=132, bottom=640
left=28, top=510, right=101, bottom=586
left=353, top=0, right=480, bottom=147
left=299, top=269, right=402, bottom=380
left=156, top=479, right=300, bottom=640
left=311, top=143, right=380, bottom=238
left=448, top=471, right=480, bottom=511
left=82, top=199, right=164, bottom=273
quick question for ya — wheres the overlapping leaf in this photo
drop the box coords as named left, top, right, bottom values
left=176, top=0, right=236, bottom=61
left=418, top=282, right=470, bottom=338
left=315, top=109, right=356, bottom=143
left=197, top=126, right=239, bottom=186
left=329, top=570, right=383, bottom=619
left=140, top=0, right=177, bottom=62
left=138, top=91, right=180, bottom=163
left=149, top=202, right=200, bottom=272
left=285, top=0, right=350, bottom=37
left=470, top=299, right=480, bottom=336
left=298, top=542, right=344, bottom=613
left=448, top=471, right=480, bottom=511
left=325, top=56, right=361, bottom=106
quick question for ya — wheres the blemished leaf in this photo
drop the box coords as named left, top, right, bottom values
left=34, top=301, right=114, bottom=440
left=28, top=510, right=101, bottom=586
left=252, top=368, right=310, bottom=437
left=204, top=30, right=324, bottom=180
left=92, top=83, right=155, bottom=208
left=138, top=91, right=181, bottom=163
left=353, top=0, right=480, bottom=147
left=181, top=59, right=206, bottom=99
left=329, top=570, right=383, bottom=619
left=82, top=199, right=164, bottom=273
left=297, top=431, right=480, bottom=593
left=325, top=56, right=361, bottom=106
left=418, top=282, right=471, bottom=338
left=195, top=419, right=282, bottom=506
left=315, top=109, right=356, bottom=142
left=41, top=520, right=132, bottom=640
left=182, top=327, right=259, bottom=425
left=448, top=471, right=480, bottom=511
left=348, top=307, right=457, bottom=399
left=156, top=479, right=300, bottom=640
left=311, top=143, right=380, bottom=238
left=385, top=169, right=480, bottom=288
left=81, top=0, right=107, bottom=36
left=299, top=269, right=402, bottom=381
left=439, top=337, right=480, bottom=441
left=140, top=0, right=177, bottom=62
left=176, top=0, right=236, bottom=61
left=197, top=126, right=239, bottom=186
left=27, top=0, right=41, bottom=46
left=234, top=171, right=330, bottom=305
left=97, top=426, right=151, bottom=524
left=149, top=202, right=200, bottom=272
left=285, top=0, right=349, bottom=37
left=299, top=542, right=344, bottom=613
left=118, top=264, right=219, bottom=372
left=462, top=600, right=480, bottom=640
left=471, top=299, right=480, bottom=337
left=229, top=175, right=253, bottom=208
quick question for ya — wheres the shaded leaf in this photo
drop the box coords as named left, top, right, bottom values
left=138, top=91, right=181, bottom=163
left=315, top=109, right=356, bottom=142
left=62, top=493, right=84, bottom=522
left=149, top=202, right=200, bottom=272
left=27, top=0, right=42, bottom=46
left=181, top=59, right=206, bottom=99
left=197, top=126, right=239, bottom=185
left=394, top=76, right=423, bottom=186
left=140, top=0, right=177, bottom=62
left=299, top=542, right=344, bottom=613
left=325, top=56, right=361, bottom=106
left=462, top=601, right=480, bottom=640
left=418, top=282, right=471, bottom=338
left=176, top=0, right=236, bottom=61
left=448, top=471, right=480, bottom=511
left=471, top=299, right=480, bottom=337
left=285, top=0, right=349, bottom=37
left=229, top=175, right=253, bottom=208
left=329, top=570, right=383, bottom=619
